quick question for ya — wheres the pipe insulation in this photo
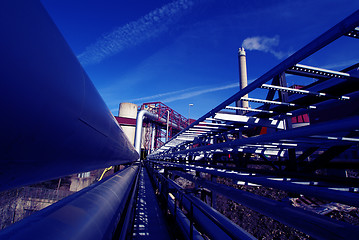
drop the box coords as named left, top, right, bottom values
left=0, top=165, right=140, bottom=240
left=134, top=110, right=158, bottom=156
left=0, top=1, right=138, bottom=191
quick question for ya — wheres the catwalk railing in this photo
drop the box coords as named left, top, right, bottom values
left=147, top=9, right=359, bottom=239
left=1, top=1, right=359, bottom=239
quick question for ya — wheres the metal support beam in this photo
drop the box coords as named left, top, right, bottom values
left=151, top=160, right=359, bottom=207
left=345, top=27, right=359, bottom=39
left=286, top=63, right=351, bottom=79
left=172, top=170, right=359, bottom=240
left=240, top=97, right=297, bottom=107
left=151, top=116, right=359, bottom=158
left=296, top=147, right=319, bottom=163
left=214, top=113, right=285, bottom=129
left=304, top=145, right=352, bottom=172
left=154, top=10, right=359, bottom=146
left=168, top=178, right=256, bottom=240
left=147, top=164, right=255, bottom=240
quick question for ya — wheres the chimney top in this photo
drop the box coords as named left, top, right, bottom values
left=238, top=47, right=246, bottom=56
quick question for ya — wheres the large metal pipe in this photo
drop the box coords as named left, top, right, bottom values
left=0, top=165, right=140, bottom=240
left=173, top=170, right=359, bottom=239
left=0, top=1, right=139, bottom=191
left=146, top=164, right=254, bottom=240
left=167, top=196, right=204, bottom=240
left=118, top=166, right=140, bottom=240
left=146, top=165, right=204, bottom=240
left=166, top=178, right=255, bottom=240
left=151, top=123, right=156, bottom=153
left=134, top=110, right=158, bottom=156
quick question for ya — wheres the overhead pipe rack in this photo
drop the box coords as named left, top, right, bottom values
left=147, top=9, right=359, bottom=239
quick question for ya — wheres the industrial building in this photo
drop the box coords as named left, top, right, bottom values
left=0, top=1, right=359, bottom=239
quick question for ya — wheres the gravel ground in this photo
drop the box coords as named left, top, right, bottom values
left=175, top=173, right=359, bottom=239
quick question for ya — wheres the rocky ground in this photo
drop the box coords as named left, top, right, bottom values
left=217, top=175, right=359, bottom=239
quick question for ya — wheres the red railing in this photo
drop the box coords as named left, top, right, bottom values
left=140, top=102, right=188, bottom=131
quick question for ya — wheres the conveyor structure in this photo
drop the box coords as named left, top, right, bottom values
left=146, top=9, right=359, bottom=240
left=1, top=1, right=359, bottom=239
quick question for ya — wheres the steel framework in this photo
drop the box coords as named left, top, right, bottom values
left=140, top=102, right=189, bottom=150
left=146, top=10, right=359, bottom=239
left=1, top=1, right=359, bottom=239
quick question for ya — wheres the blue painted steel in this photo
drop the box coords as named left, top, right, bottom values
left=151, top=116, right=359, bottom=157
left=151, top=9, right=359, bottom=152
left=167, top=178, right=256, bottom=240
left=0, top=1, right=138, bottom=191
left=151, top=161, right=359, bottom=207
left=118, top=166, right=140, bottom=240
left=173, top=170, right=359, bottom=240
left=147, top=164, right=255, bottom=240
left=149, top=168, right=203, bottom=239
left=167, top=194, right=204, bottom=240
left=0, top=165, right=140, bottom=240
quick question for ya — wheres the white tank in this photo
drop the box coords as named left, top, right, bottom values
left=119, top=102, right=138, bottom=119
left=118, top=103, right=138, bottom=146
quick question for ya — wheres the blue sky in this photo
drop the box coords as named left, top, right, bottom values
left=41, top=0, right=359, bottom=120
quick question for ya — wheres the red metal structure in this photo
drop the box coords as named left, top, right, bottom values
left=140, top=102, right=188, bottom=150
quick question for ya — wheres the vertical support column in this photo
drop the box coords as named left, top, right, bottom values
left=233, top=152, right=248, bottom=169
left=166, top=110, right=170, bottom=142
left=287, top=148, right=297, bottom=172
left=210, top=174, right=217, bottom=209
left=163, top=168, right=169, bottom=214
left=275, top=72, right=292, bottom=130
left=274, top=72, right=297, bottom=171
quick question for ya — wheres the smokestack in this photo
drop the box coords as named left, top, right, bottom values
left=236, top=47, right=249, bottom=112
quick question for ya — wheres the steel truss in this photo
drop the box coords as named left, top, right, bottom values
left=140, top=102, right=188, bottom=151
left=146, top=10, right=359, bottom=239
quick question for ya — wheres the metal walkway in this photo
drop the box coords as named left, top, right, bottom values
left=1, top=2, right=359, bottom=240
left=132, top=167, right=171, bottom=239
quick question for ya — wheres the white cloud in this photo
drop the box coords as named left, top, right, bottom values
left=242, top=35, right=288, bottom=59
left=78, top=0, right=196, bottom=65
left=126, top=81, right=254, bottom=104
left=320, top=59, right=359, bottom=70
left=126, top=86, right=200, bottom=103
left=162, top=83, right=238, bottom=103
